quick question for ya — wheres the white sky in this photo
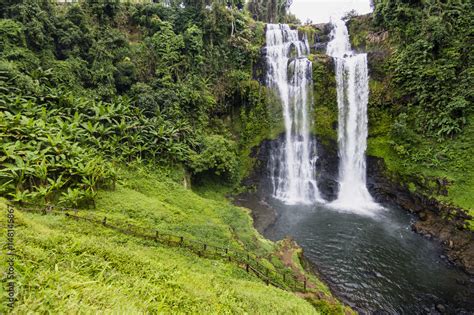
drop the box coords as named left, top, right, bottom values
left=290, top=0, right=372, bottom=24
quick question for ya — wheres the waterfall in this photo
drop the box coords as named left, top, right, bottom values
left=266, top=24, right=322, bottom=205
left=327, top=19, right=380, bottom=213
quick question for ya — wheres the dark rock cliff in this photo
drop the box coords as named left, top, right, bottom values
left=367, top=156, right=474, bottom=275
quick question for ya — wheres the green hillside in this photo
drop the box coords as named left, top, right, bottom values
left=0, top=166, right=349, bottom=313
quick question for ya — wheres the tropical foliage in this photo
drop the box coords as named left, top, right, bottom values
left=372, top=0, right=473, bottom=137
left=247, top=0, right=295, bottom=23
left=0, top=0, right=269, bottom=205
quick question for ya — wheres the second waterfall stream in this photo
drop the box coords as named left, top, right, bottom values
left=327, top=18, right=380, bottom=214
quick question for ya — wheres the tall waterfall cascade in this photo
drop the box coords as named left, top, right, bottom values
left=266, top=24, right=323, bottom=205
left=327, top=19, right=380, bottom=213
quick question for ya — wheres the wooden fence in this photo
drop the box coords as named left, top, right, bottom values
left=11, top=202, right=308, bottom=293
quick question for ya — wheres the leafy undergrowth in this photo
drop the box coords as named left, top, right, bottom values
left=368, top=114, right=474, bottom=229
left=1, top=166, right=347, bottom=313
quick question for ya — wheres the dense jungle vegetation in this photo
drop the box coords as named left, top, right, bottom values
left=0, top=0, right=283, bottom=206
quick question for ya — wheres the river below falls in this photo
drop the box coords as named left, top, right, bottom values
left=256, top=198, right=474, bottom=314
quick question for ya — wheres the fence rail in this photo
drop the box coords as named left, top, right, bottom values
left=11, top=202, right=307, bottom=293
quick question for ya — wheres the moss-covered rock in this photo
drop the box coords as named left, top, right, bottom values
left=311, top=54, right=338, bottom=145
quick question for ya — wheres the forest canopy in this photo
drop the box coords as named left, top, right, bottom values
left=372, top=0, right=473, bottom=137
left=0, top=0, right=269, bottom=206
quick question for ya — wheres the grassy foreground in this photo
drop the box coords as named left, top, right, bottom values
left=1, top=165, right=348, bottom=314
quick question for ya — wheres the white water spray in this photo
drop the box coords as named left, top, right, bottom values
left=327, top=19, right=380, bottom=214
left=266, top=24, right=322, bottom=205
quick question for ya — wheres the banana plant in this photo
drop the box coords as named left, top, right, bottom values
left=9, top=189, right=33, bottom=204
left=81, top=121, right=100, bottom=135
left=93, top=101, right=114, bottom=123
left=2, top=141, right=22, bottom=161
left=31, top=185, right=50, bottom=203
left=47, top=175, right=67, bottom=194
left=59, top=187, right=85, bottom=207
left=2, top=156, right=34, bottom=191
left=0, top=180, right=14, bottom=195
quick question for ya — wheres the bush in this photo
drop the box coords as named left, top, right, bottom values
left=0, top=19, right=25, bottom=51
left=190, top=135, right=239, bottom=181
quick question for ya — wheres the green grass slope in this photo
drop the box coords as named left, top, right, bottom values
left=1, top=166, right=346, bottom=314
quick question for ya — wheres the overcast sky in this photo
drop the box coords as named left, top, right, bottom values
left=290, top=0, right=372, bottom=23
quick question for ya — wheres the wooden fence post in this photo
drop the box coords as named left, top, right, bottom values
left=21, top=202, right=308, bottom=295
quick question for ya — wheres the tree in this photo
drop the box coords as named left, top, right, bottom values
left=147, top=20, right=184, bottom=83
left=247, top=0, right=292, bottom=23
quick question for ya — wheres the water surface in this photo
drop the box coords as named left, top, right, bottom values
left=265, top=200, right=473, bottom=314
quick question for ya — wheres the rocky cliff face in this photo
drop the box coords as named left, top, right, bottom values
left=315, top=139, right=339, bottom=201
left=242, top=134, right=339, bottom=200
left=367, top=156, right=474, bottom=275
